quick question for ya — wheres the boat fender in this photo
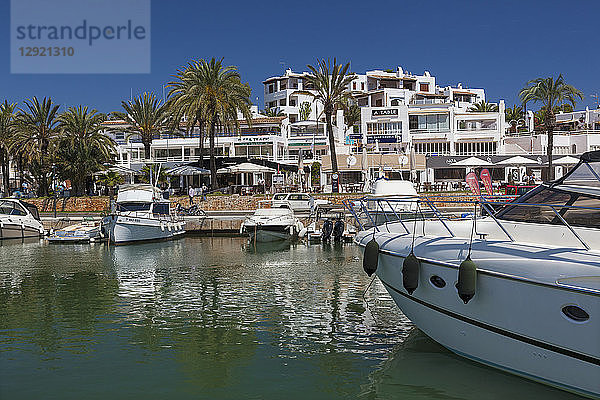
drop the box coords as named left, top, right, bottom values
left=289, top=225, right=295, bottom=236
left=239, top=223, right=245, bottom=235
left=457, top=256, right=477, bottom=304
left=298, top=227, right=307, bottom=238
left=402, top=252, right=420, bottom=295
left=363, top=238, right=379, bottom=276
left=160, top=223, right=165, bottom=231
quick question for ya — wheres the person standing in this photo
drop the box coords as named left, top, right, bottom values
left=201, top=183, right=208, bottom=201
left=188, top=186, right=195, bottom=205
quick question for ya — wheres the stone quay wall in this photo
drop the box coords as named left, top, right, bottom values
left=29, top=192, right=477, bottom=214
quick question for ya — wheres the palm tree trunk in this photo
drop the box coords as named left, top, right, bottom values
left=143, top=140, right=151, bottom=160
left=209, top=118, right=216, bottom=188
left=326, top=110, right=338, bottom=176
left=546, top=110, right=556, bottom=181
left=199, top=120, right=205, bottom=167
left=1, top=148, right=9, bottom=195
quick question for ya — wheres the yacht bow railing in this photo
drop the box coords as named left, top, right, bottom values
left=343, top=194, right=598, bottom=250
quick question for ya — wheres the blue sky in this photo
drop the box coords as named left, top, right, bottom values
left=1, top=0, right=598, bottom=113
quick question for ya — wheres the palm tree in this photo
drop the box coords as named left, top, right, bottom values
left=0, top=101, right=17, bottom=194
left=168, top=61, right=209, bottom=165
left=306, top=58, right=355, bottom=175
left=520, top=74, right=583, bottom=180
left=113, top=92, right=170, bottom=160
left=468, top=100, right=499, bottom=112
left=505, top=104, right=524, bottom=133
left=56, top=106, right=115, bottom=195
left=12, top=97, right=60, bottom=196
left=183, top=58, right=252, bottom=185
left=299, top=102, right=312, bottom=121
left=263, top=108, right=284, bottom=117
left=96, top=170, right=124, bottom=201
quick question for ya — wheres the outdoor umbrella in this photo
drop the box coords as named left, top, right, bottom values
left=166, top=165, right=210, bottom=175
left=451, top=156, right=495, bottom=167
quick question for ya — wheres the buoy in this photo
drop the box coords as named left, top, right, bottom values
left=402, top=252, right=420, bottom=295
left=363, top=238, right=379, bottom=276
left=457, top=256, right=477, bottom=304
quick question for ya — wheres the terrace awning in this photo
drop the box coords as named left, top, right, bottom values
left=498, top=156, right=537, bottom=165
left=554, top=155, right=580, bottom=165
left=451, top=157, right=495, bottom=167
left=217, top=162, right=276, bottom=174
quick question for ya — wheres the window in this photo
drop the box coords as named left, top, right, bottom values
left=153, top=203, right=170, bottom=215
left=117, top=202, right=151, bottom=212
left=273, top=194, right=286, bottom=200
left=361, top=82, right=365, bottom=90
left=420, top=83, right=429, bottom=92
left=409, top=114, right=449, bottom=132
left=366, top=122, right=402, bottom=137
left=0, top=201, right=26, bottom=216
left=279, top=98, right=287, bottom=106
left=353, top=82, right=356, bottom=90
left=495, top=186, right=600, bottom=228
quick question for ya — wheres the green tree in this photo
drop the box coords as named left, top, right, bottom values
left=184, top=58, right=252, bottom=185
left=56, top=106, right=116, bottom=196
left=96, top=170, right=124, bottom=201
left=505, top=104, right=524, bottom=133
left=306, top=58, right=355, bottom=174
left=520, top=74, right=583, bottom=180
left=299, top=102, right=312, bottom=121
left=113, top=92, right=170, bottom=160
left=342, top=100, right=361, bottom=134
left=0, top=101, right=17, bottom=194
left=168, top=61, right=209, bottom=165
left=12, top=97, right=61, bottom=196
left=468, top=100, right=499, bottom=112
left=140, top=164, right=168, bottom=186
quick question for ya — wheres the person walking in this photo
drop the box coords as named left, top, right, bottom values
left=188, top=186, right=195, bottom=205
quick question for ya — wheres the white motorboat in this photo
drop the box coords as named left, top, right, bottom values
left=351, top=151, right=600, bottom=399
left=0, top=199, right=44, bottom=239
left=102, top=184, right=185, bottom=244
left=47, top=220, right=103, bottom=243
left=241, top=207, right=303, bottom=242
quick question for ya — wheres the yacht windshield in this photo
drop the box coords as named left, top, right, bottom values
left=117, top=202, right=151, bottom=212
left=0, top=200, right=27, bottom=216
left=496, top=186, right=600, bottom=228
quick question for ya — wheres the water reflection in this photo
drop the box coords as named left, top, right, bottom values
left=361, top=329, right=582, bottom=400
left=0, top=237, right=579, bottom=399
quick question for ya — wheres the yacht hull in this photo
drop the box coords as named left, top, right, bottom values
left=244, top=225, right=291, bottom=242
left=104, top=216, right=185, bottom=244
left=0, top=221, right=43, bottom=239
left=357, top=233, right=600, bottom=399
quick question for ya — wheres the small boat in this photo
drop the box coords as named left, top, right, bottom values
left=102, top=184, right=185, bottom=244
left=0, top=199, right=44, bottom=239
left=350, top=151, right=600, bottom=399
left=241, top=207, right=303, bottom=242
left=47, top=220, right=103, bottom=243
left=301, top=209, right=356, bottom=243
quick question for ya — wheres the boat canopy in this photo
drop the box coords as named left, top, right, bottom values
left=116, top=184, right=162, bottom=203
left=254, top=208, right=293, bottom=217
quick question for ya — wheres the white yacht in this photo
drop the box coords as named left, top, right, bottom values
left=102, top=184, right=185, bottom=244
left=241, top=208, right=303, bottom=242
left=352, top=151, right=600, bottom=399
left=0, top=199, right=44, bottom=239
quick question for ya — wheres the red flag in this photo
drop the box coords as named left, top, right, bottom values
left=465, top=172, right=481, bottom=196
left=480, top=169, right=493, bottom=195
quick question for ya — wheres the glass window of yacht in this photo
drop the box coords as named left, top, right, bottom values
left=153, top=203, right=170, bottom=215
left=496, top=186, right=600, bottom=228
left=117, top=202, right=151, bottom=212
left=0, top=200, right=26, bottom=216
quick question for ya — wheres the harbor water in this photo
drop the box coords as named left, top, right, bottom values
left=0, top=237, right=580, bottom=399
